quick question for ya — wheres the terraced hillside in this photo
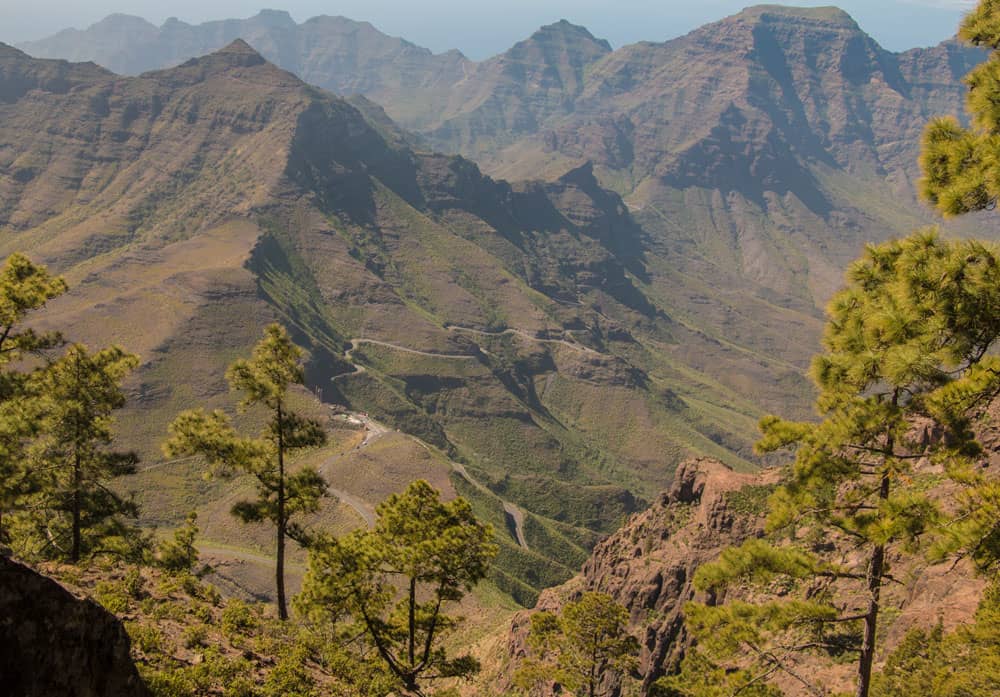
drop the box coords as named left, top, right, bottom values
left=0, top=41, right=773, bottom=604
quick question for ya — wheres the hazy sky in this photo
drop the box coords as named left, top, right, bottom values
left=0, top=0, right=981, bottom=59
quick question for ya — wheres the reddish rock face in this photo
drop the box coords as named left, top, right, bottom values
left=505, top=458, right=772, bottom=694
left=503, top=455, right=988, bottom=696
left=0, top=556, right=151, bottom=697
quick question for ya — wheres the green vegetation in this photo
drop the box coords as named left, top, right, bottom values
left=657, top=651, right=782, bottom=697
left=165, top=324, right=328, bottom=620
left=449, top=471, right=580, bottom=606
left=29, top=344, right=141, bottom=562
left=75, top=564, right=356, bottom=697
left=921, top=0, right=1000, bottom=216
left=0, top=255, right=147, bottom=564
left=154, top=512, right=201, bottom=574
left=298, top=480, right=498, bottom=695
left=514, top=592, right=640, bottom=697
left=872, top=583, right=1000, bottom=697
left=0, top=253, right=67, bottom=543
left=723, top=483, right=776, bottom=517
left=684, top=232, right=1000, bottom=697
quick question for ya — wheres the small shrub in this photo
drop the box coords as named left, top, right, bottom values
left=225, top=677, right=259, bottom=697
left=156, top=512, right=200, bottom=574
left=199, top=583, right=222, bottom=606
left=222, top=600, right=261, bottom=638
left=127, top=622, right=164, bottom=654
left=182, top=624, right=209, bottom=649
left=123, top=567, right=146, bottom=599
left=191, top=603, right=214, bottom=624
left=262, top=646, right=315, bottom=697
left=143, top=669, right=197, bottom=697
left=724, top=484, right=776, bottom=517
left=180, top=574, right=201, bottom=597
left=95, top=580, right=129, bottom=613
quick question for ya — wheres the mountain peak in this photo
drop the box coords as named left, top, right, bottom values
left=254, top=9, right=296, bottom=27
left=196, top=38, right=268, bottom=71
left=528, top=19, right=613, bottom=53
left=147, top=39, right=271, bottom=83
left=735, top=4, right=860, bottom=29
left=92, top=13, right=158, bottom=32
left=218, top=38, right=262, bottom=56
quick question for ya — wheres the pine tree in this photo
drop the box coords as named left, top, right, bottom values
left=297, top=480, right=497, bottom=696
left=682, top=232, right=1000, bottom=697
left=514, top=591, right=639, bottom=697
left=0, top=253, right=67, bottom=542
left=872, top=584, right=1000, bottom=696
left=30, top=344, right=140, bottom=562
left=164, top=323, right=327, bottom=620
left=155, top=511, right=200, bottom=574
left=916, top=0, right=1000, bottom=580
left=920, top=0, right=1000, bottom=215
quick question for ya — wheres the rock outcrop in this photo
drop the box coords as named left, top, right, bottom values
left=0, top=556, right=151, bottom=697
left=504, top=452, right=991, bottom=696
left=507, top=458, right=773, bottom=694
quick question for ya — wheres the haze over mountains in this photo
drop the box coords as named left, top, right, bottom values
left=2, top=5, right=996, bottom=605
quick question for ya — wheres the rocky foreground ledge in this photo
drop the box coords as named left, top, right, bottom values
left=0, top=555, right=151, bottom=697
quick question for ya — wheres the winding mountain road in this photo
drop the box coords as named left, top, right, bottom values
left=351, top=337, right=479, bottom=360
left=333, top=338, right=534, bottom=547
left=316, top=411, right=388, bottom=528
left=445, top=324, right=600, bottom=355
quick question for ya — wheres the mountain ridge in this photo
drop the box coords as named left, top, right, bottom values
left=7, top=5, right=1000, bottom=609
left=1, top=40, right=773, bottom=604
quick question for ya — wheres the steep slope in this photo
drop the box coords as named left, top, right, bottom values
left=0, top=42, right=768, bottom=604
left=488, top=7, right=989, bottom=295
left=491, top=457, right=987, bottom=695
left=420, top=21, right=612, bottom=160
left=465, top=8, right=995, bottom=428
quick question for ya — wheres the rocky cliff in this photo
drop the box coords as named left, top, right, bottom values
left=0, top=556, right=151, bottom=697
left=502, top=456, right=987, bottom=695
left=504, top=459, right=772, bottom=694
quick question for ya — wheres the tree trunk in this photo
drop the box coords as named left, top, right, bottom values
left=71, top=451, right=81, bottom=563
left=276, top=402, right=287, bottom=621
left=409, top=576, right=416, bottom=668
left=590, top=645, right=598, bottom=697
left=855, top=471, right=891, bottom=697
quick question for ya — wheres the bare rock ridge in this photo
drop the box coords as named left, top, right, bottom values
left=0, top=43, right=111, bottom=102
left=0, top=556, right=151, bottom=697
left=613, top=459, right=773, bottom=692
left=17, top=10, right=472, bottom=95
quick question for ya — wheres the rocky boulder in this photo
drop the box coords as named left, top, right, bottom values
left=0, top=556, right=151, bottom=697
